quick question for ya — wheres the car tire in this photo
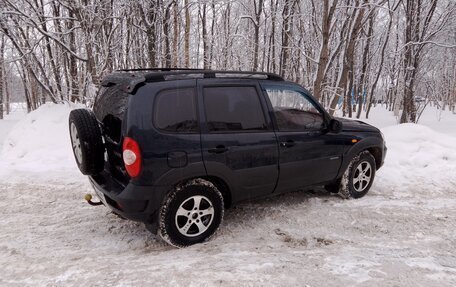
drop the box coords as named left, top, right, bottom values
left=159, top=178, right=224, bottom=248
left=338, top=150, right=376, bottom=199
left=69, top=109, right=105, bottom=175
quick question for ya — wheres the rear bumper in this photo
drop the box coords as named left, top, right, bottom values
left=88, top=173, right=167, bottom=229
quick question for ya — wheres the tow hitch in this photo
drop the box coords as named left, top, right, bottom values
left=84, top=194, right=104, bottom=206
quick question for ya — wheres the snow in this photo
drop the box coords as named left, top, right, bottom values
left=0, top=103, right=85, bottom=183
left=0, top=104, right=456, bottom=286
left=352, top=104, right=456, bottom=136
left=376, top=123, right=456, bottom=193
left=0, top=103, right=27, bottom=151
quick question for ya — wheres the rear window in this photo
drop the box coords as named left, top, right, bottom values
left=93, top=85, right=129, bottom=121
left=154, top=88, right=198, bottom=133
left=203, top=86, right=267, bottom=132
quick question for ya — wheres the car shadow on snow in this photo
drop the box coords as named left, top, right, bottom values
left=219, top=188, right=339, bottom=232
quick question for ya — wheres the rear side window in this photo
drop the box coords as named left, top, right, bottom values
left=203, top=86, right=267, bottom=132
left=93, top=85, right=129, bottom=121
left=154, top=88, right=198, bottom=133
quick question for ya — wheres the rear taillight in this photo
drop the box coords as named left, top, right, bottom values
left=122, top=137, right=142, bottom=178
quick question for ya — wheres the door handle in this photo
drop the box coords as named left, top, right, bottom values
left=208, top=145, right=229, bottom=154
left=280, top=140, right=295, bottom=148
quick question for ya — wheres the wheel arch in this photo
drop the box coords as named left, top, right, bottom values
left=201, top=176, right=232, bottom=208
left=337, top=136, right=384, bottom=178
left=366, top=146, right=382, bottom=170
left=171, top=175, right=233, bottom=209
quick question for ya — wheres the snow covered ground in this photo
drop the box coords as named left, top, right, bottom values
left=0, top=103, right=27, bottom=152
left=352, top=104, right=456, bottom=136
left=0, top=104, right=455, bottom=286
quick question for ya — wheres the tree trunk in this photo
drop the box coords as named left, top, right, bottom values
left=172, top=0, right=179, bottom=68
left=222, top=3, right=231, bottom=69
left=0, top=35, right=4, bottom=119
left=4, top=76, right=9, bottom=115
left=356, top=12, right=374, bottom=119
left=328, top=1, right=365, bottom=115
left=253, top=0, right=264, bottom=71
left=313, top=0, right=339, bottom=101
left=68, top=9, right=79, bottom=102
left=200, top=3, right=209, bottom=69
left=400, top=0, right=419, bottom=123
left=268, top=0, right=278, bottom=73
left=139, top=2, right=158, bottom=67
left=184, top=0, right=190, bottom=67
left=37, top=0, right=62, bottom=101
left=400, top=0, right=438, bottom=123
left=20, top=68, right=32, bottom=113
left=164, top=3, right=173, bottom=68
left=366, top=6, right=394, bottom=119
left=280, top=0, right=296, bottom=78
left=346, top=71, right=354, bottom=117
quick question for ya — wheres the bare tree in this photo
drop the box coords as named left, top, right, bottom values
left=0, top=34, right=4, bottom=119
left=0, top=0, right=454, bottom=117
left=400, top=0, right=438, bottom=123
left=312, top=0, right=339, bottom=102
left=328, top=0, right=367, bottom=115
left=280, top=0, right=298, bottom=78
left=184, top=0, right=191, bottom=67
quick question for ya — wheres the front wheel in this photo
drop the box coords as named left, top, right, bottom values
left=159, top=179, right=224, bottom=247
left=339, top=150, right=376, bottom=199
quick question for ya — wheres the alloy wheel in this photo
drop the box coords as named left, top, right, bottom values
left=174, top=195, right=215, bottom=237
left=70, top=122, right=82, bottom=164
left=353, top=161, right=372, bottom=192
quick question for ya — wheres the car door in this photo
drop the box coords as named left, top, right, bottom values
left=261, top=83, right=343, bottom=193
left=198, top=79, right=279, bottom=203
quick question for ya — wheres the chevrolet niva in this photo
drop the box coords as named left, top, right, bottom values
left=69, top=69, right=386, bottom=247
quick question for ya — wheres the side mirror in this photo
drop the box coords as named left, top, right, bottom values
left=329, top=119, right=343, bottom=133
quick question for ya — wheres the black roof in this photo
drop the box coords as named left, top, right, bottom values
left=101, top=68, right=284, bottom=93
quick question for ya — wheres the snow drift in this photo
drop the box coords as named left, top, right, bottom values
left=0, top=103, right=455, bottom=189
left=376, top=123, right=456, bottom=193
left=0, top=103, right=84, bottom=182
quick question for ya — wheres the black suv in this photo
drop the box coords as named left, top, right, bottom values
left=69, top=69, right=386, bottom=247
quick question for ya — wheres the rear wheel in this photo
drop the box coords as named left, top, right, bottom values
left=159, top=178, right=224, bottom=247
left=69, top=109, right=105, bottom=175
left=338, top=150, right=376, bottom=199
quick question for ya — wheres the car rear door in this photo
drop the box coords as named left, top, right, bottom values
left=198, top=79, right=279, bottom=203
left=134, top=80, right=206, bottom=186
left=261, top=83, right=343, bottom=193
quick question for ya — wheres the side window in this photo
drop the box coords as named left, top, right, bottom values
left=265, top=87, right=324, bottom=131
left=204, top=86, right=267, bottom=132
left=154, top=88, right=198, bottom=133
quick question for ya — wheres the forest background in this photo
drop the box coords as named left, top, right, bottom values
left=0, top=0, right=455, bottom=123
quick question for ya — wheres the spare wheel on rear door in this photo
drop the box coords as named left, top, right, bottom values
left=69, top=109, right=105, bottom=175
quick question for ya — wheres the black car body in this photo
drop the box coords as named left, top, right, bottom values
left=69, top=69, right=386, bottom=247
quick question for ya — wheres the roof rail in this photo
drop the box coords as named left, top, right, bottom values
left=109, top=69, right=284, bottom=93
left=117, top=68, right=207, bottom=72
left=140, top=69, right=284, bottom=82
